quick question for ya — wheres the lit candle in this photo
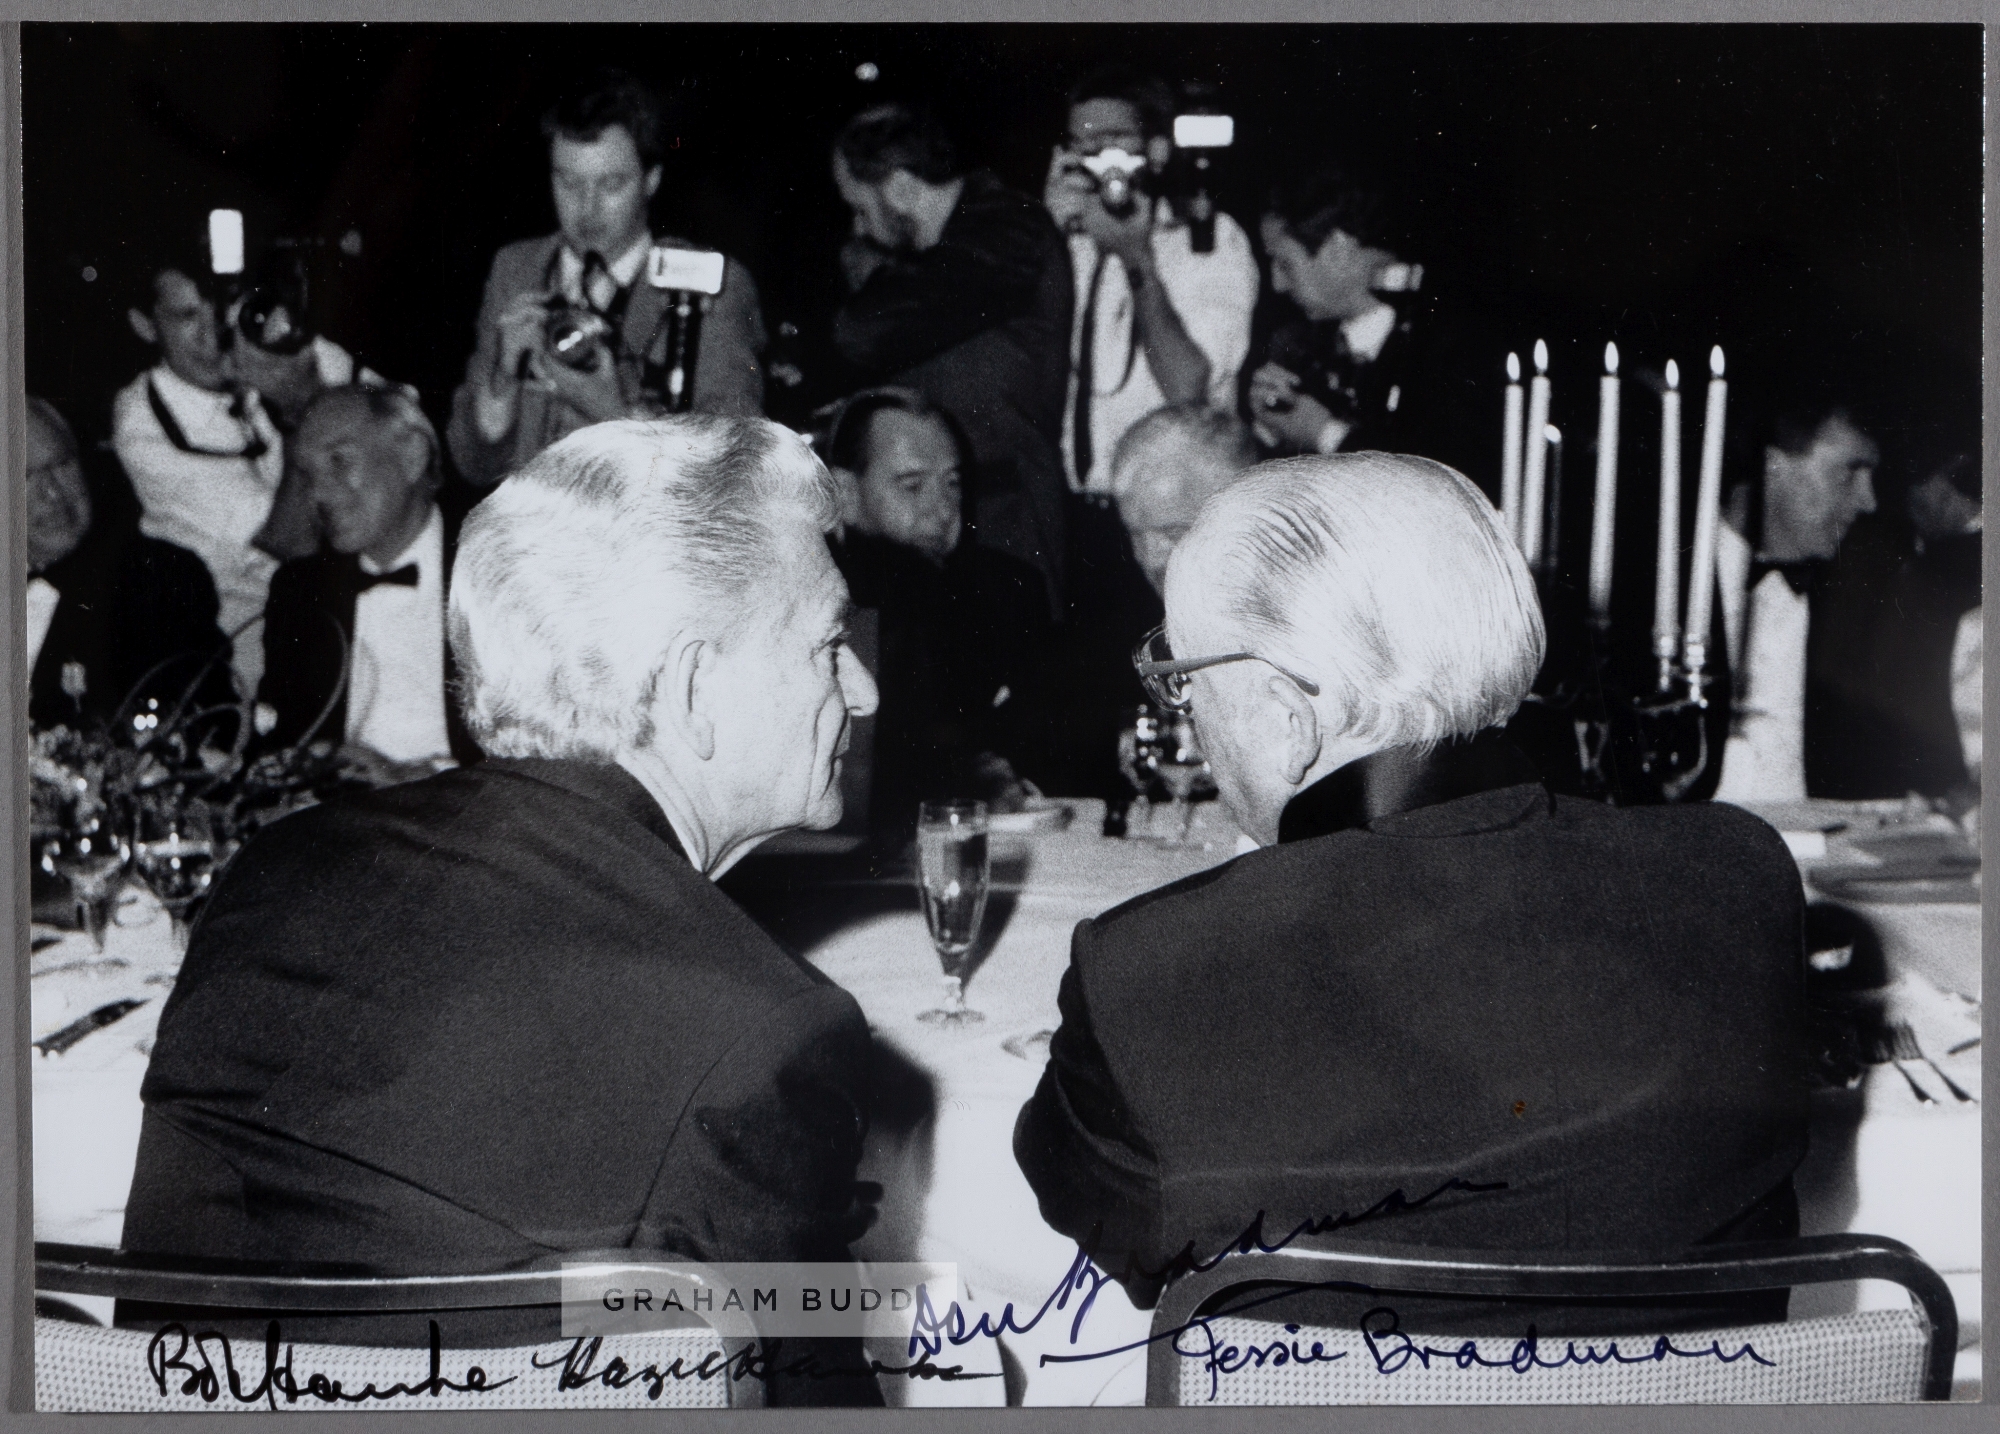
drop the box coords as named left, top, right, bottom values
left=1540, top=424, right=1564, bottom=574
left=1588, top=342, right=1620, bottom=622
left=1519, top=340, right=1552, bottom=560
left=1500, top=352, right=1524, bottom=544
left=1682, top=345, right=1729, bottom=674
left=1652, top=358, right=1682, bottom=679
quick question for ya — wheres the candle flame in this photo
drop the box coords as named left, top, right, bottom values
left=1533, top=338, right=1549, bottom=374
left=1545, top=424, right=1562, bottom=444
left=1709, top=345, right=1725, bottom=378
left=1665, top=358, right=1680, bottom=390
left=1604, top=342, right=1619, bottom=375
left=1506, top=351, right=1520, bottom=383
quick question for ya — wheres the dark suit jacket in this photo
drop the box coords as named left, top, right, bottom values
left=1260, top=295, right=1506, bottom=504
left=831, top=531, right=1054, bottom=836
left=1015, top=732, right=1810, bottom=1331
left=446, top=232, right=767, bottom=486
left=1805, top=516, right=1980, bottom=799
left=832, top=172, right=1074, bottom=616
left=121, top=758, right=881, bottom=1405
left=255, top=515, right=480, bottom=766
left=29, top=529, right=236, bottom=734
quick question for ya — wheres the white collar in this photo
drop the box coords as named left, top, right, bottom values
left=148, top=361, right=242, bottom=413
left=359, top=504, right=442, bottom=577
left=1340, top=302, right=1398, bottom=364
left=561, top=232, right=652, bottom=291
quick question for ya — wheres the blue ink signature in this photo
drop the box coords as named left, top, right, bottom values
left=1167, top=1301, right=1774, bottom=1403
left=902, top=1175, right=1506, bottom=1363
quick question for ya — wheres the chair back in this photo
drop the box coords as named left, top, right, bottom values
left=1144, top=1232, right=1956, bottom=1406
left=35, top=1243, right=764, bottom=1413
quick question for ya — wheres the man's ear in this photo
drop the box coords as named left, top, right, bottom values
left=668, top=637, right=717, bottom=763
left=1145, top=135, right=1173, bottom=171
left=880, top=169, right=924, bottom=215
left=827, top=464, right=864, bottom=534
left=394, top=427, right=437, bottom=493
left=643, top=165, right=663, bottom=203
left=1267, top=672, right=1323, bottom=788
left=127, top=308, right=159, bottom=346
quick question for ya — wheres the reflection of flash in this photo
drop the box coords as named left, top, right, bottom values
left=944, top=880, right=962, bottom=901
left=855, top=61, right=880, bottom=82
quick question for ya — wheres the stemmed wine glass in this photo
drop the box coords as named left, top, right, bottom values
left=132, top=803, right=217, bottom=949
left=915, top=800, right=990, bottom=1027
left=1155, top=715, right=1213, bottom=846
left=1116, top=704, right=1166, bottom=835
left=37, top=802, right=128, bottom=950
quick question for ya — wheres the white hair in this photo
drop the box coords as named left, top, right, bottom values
left=449, top=415, right=839, bottom=761
left=1109, top=403, right=1258, bottom=507
left=1164, top=452, right=1544, bottom=750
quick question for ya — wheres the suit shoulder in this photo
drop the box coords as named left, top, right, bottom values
left=1558, top=796, right=1800, bottom=885
left=1084, top=853, right=1247, bottom=947
left=485, top=234, right=559, bottom=286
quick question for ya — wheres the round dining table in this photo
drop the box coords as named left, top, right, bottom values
left=28, top=794, right=1983, bottom=1404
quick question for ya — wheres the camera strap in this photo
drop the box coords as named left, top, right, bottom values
left=146, top=378, right=269, bottom=462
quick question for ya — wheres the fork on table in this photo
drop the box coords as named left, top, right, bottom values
left=1887, top=1021, right=1975, bottom=1104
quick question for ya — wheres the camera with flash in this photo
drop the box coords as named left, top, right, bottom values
left=1075, top=147, right=1150, bottom=219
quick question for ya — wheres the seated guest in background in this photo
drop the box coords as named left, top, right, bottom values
left=113, top=248, right=284, bottom=691
left=124, top=415, right=884, bottom=1407
left=1800, top=446, right=1981, bottom=806
left=822, top=387, right=1053, bottom=835
left=1713, top=393, right=1881, bottom=803
left=1035, top=404, right=1258, bottom=805
left=1112, top=403, right=1259, bottom=594
left=27, top=396, right=235, bottom=734
left=831, top=102, right=1073, bottom=618
left=1247, top=164, right=1495, bottom=494
left=1016, top=453, right=1809, bottom=1332
left=255, top=386, right=476, bottom=773
left=227, top=264, right=411, bottom=564
left=447, top=67, right=767, bottom=488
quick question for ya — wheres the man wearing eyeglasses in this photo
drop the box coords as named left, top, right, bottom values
left=1015, top=451, right=1811, bottom=1340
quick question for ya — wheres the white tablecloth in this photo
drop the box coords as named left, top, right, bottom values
left=29, top=797, right=1982, bottom=1404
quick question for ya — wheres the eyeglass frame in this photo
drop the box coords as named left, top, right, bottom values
left=1130, top=622, right=1321, bottom=714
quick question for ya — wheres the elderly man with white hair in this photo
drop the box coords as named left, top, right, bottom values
left=1110, top=402, right=1258, bottom=594
left=1015, top=452, right=1811, bottom=1338
left=124, top=415, right=887, bottom=1407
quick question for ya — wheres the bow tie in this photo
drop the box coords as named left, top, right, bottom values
left=356, top=563, right=420, bottom=593
left=1750, top=558, right=1823, bottom=597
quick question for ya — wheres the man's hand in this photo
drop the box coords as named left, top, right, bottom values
left=526, top=344, right=630, bottom=425
left=1076, top=186, right=1156, bottom=270
left=1249, top=362, right=1342, bottom=452
left=489, top=292, right=550, bottom=396
left=1043, top=145, right=1095, bottom=232
left=840, top=237, right=895, bottom=294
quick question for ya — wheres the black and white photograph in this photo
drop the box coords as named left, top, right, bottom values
left=15, top=19, right=1983, bottom=1411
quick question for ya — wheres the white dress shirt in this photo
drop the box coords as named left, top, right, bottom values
left=1311, top=300, right=1400, bottom=454
left=113, top=363, right=284, bottom=690
left=346, top=507, right=451, bottom=764
left=25, top=576, right=60, bottom=677
left=558, top=232, right=651, bottom=307
left=1062, top=206, right=1259, bottom=496
left=1714, top=522, right=1810, bottom=802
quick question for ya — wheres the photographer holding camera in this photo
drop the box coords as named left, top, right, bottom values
left=447, top=68, right=766, bottom=487
left=1246, top=162, right=1497, bottom=491
left=1046, top=68, right=1257, bottom=500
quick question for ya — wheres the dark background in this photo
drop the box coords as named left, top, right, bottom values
left=21, top=22, right=1982, bottom=491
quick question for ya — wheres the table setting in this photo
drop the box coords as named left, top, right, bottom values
left=26, top=766, right=1982, bottom=1403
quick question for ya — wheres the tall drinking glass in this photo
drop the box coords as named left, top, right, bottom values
left=132, top=804, right=217, bottom=949
left=916, top=800, right=990, bottom=1027
left=1155, top=716, right=1212, bottom=845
